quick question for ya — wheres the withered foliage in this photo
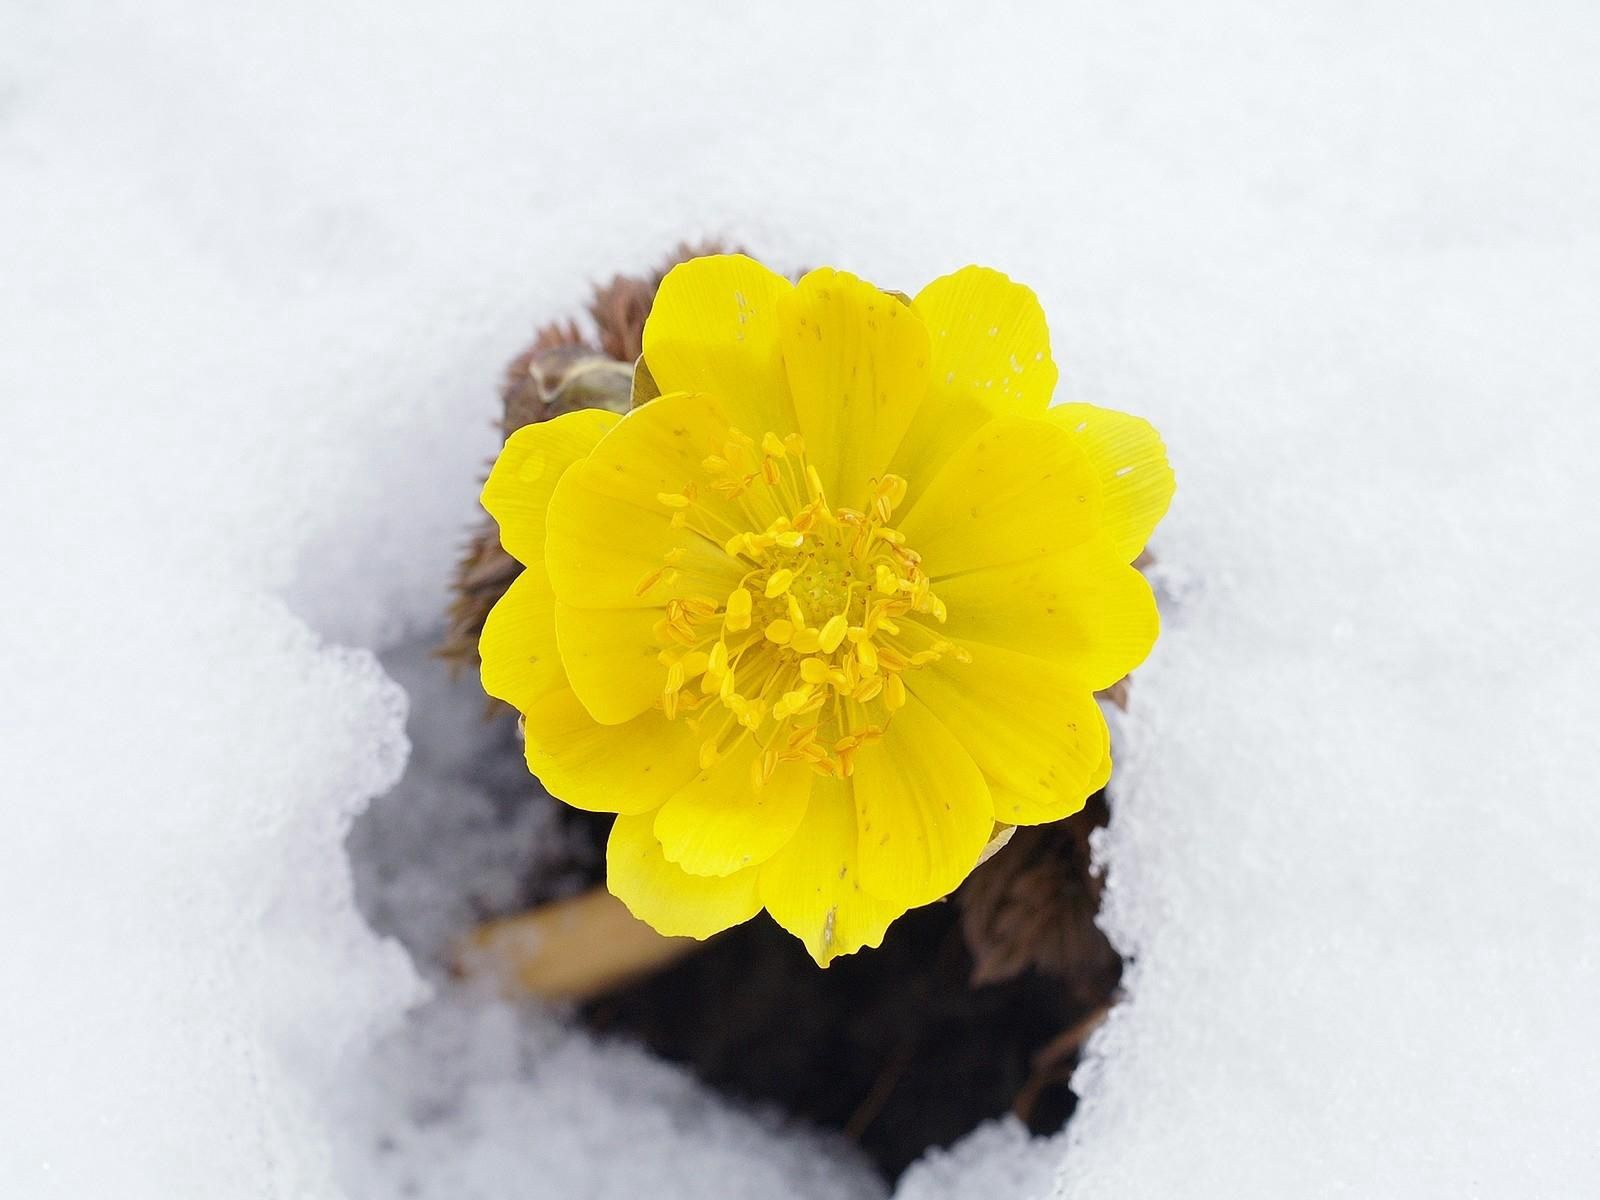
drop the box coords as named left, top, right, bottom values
left=960, top=800, right=1121, bottom=996
left=439, top=242, right=731, bottom=672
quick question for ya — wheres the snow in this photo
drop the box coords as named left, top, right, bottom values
left=4, top=1, right=1600, bottom=1198
left=342, top=649, right=884, bottom=1199
left=343, top=988, right=881, bottom=1200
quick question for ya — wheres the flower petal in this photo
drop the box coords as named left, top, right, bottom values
left=916, top=265, right=1057, bottom=410
left=891, top=267, right=1055, bottom=487
left=1050, top=402, right=1174, bottom=563
left=521, top=688, right=700, bottom=815
left=545, top=392, right=748, bottom=609
left=850, top=697, right=993, bottom=908
left=553, top=603, right=664, bottom=725
left=898, top=414, right=1101, bottom=578
left=654, top=750, right=811, bottom=877
left=479, top=567, right=565, bottom=714
left=933, top=535, right=1159, bottom=690
left=608, top=811, right=762, bottom=939
left=758, top=775, right=902, bottom=967
left=642, top=254, right=797, bottom=434
left=903, top=643, right=1108, bottom=826
left=777, top=268, right=931, bottom=508
left=1089, top=741, right=1113, bottom=793
left=481, top=407, right=620, bottom=567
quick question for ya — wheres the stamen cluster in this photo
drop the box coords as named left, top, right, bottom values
left=642, top=429, right=964, bottom=786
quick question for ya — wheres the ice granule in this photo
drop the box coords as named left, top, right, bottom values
left=337, top=996, right=884, bottom=1200
left=895, top=1119, right=1061, bottom=1200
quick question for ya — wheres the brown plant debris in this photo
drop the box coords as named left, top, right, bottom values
left=438, top=241, right=733, bottom=672
left=456, top=886, right=699, bottom=1002
left=959, top=796, right=1122, bottom=996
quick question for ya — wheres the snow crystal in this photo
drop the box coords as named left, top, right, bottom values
left=338, top=996, right=883, bottom=1200
left=895, top=1119, right=1061, bottom=1200
left=340, top=634, right=886, bottom=1199
left=5, top=1, right=1600, bottom=1197
left=345, top=640, right=588, bottom=973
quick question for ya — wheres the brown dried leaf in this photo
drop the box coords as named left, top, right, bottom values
left=958, top=797, right=1121, bottom=1007
left=440, top=240, right=739, bottom=678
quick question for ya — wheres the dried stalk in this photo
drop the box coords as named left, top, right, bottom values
left=455, top=886, right=698, bottom=1003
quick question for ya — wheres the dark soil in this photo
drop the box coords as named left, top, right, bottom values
left=552, top=804, right=1122, bottom=1185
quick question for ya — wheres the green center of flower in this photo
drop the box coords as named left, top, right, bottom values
left=645, top=428, right=962, bottom=784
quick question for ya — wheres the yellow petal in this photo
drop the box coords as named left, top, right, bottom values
left=553, top=603, right=665, bottom=725
left=904, top=642, right=1108, bottom=826
left=654, top=750, right=811, bottom=877
left=480, top=407, right=620, bottom=567
left=758, top=775, right=902, bottom=966
left=892, top=267, right=1056, bottom=485
left=479, top=566, right=565, bottom=713
left=915, top=265, right=1057, bottom=415
left=897, top=414, right=1101, bottom=578
left=850, top=697, right=993, bottom=908
left=642, top=254, right=797, bottom=434
left=1050, top=402, right=1174, bottom=563
left=933, top=535, right=1159, bottom=689
left=521, top=688, right=700, bottom=815
left=886, top=390, right=995, bottom=495
left=607, top=812, right=762, bottom=939
left=1089, top=741, right=1113, bottom=793
left=777, top=268, right=931, bottom=508
left=545, top=392, right=748, bottom=608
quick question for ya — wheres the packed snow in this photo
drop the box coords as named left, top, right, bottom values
left=3, top=2, right=1598, bottom=1198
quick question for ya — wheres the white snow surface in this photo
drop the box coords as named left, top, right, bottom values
left=4, top=2, right=1599, bottom=1197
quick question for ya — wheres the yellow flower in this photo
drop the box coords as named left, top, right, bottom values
left=479, top=255, right=1173, bottom=965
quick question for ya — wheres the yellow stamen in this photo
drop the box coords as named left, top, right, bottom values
left=856, top=639, right=878, bottom=675
left=799, top=657, right=832, bottom=684
left=806, top=464, right=826, bottom=502
left=773, top=685, right=814, bottom=720
left=724, top=587, right=753, bottom=632
left=640, top=428, right=964, bottom=779
left=819, top=614, right=849, bottom=654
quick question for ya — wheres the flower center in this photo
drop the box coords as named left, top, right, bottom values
left=642, top=428, right=963, bottom=785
